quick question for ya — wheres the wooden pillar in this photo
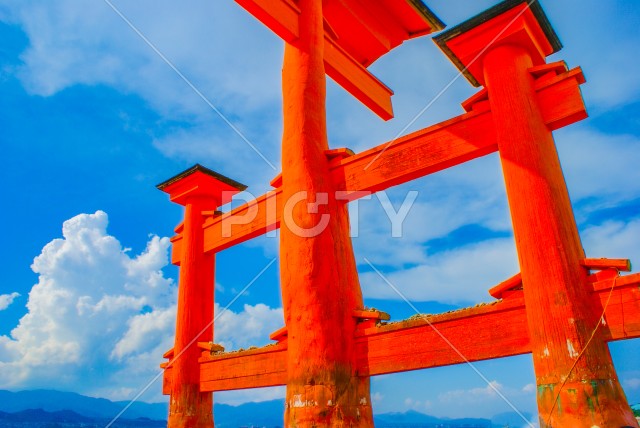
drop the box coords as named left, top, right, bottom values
left=436, top=2, right=637, bottom=426
left=279, top=0, right=373, bottom=426
left=157, top=165, right=246, bottom=428
left=485, top=43, right=636, bottom=428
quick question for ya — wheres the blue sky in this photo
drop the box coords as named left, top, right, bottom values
left=0, top=0, right=639, bottom=423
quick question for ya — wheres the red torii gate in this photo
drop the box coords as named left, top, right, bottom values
left=157, top=0, right=640, bottom=427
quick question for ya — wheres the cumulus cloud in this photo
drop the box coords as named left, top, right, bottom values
left=0, top=211, right=175, bottom=394
left=0, top=211, right=283, bottom=402
left=0, top=292, right=20, bottom=311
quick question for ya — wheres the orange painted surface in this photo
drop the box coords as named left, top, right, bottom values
left=158, top=168, right=244, bottom=428
left=437, top=3, right=556, bottom=88
left=158, top=1, right=639, bottom=427
left=165, top=66, right=587, bottom=260
left=235, top=0, right=395, bottom=119
left=167, top=198, right=214, bottom=427
left=161, top=272, right=640, bottom=392
left=440, top=10, right=638, bottom=423
left=488, top=273, right=522, bottom=299
left=484, top=45, right=636, bottom=426
left=235, top=0, right=443, bottom=119
left=581, top=257, right=632, bottom=272
left=278, top=0, right=372, bottom=425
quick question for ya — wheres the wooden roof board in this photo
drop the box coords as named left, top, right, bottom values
left=434, top=0, right=562, bottom=86
left=324, top=0, right=445, bottom=66
left=156, top=163, right=247, bottom=192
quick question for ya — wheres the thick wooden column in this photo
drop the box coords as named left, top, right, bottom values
left=169, top=197, right=214, bottom=427
left=279, top=0, right=372, bottom=426
left=158, top=165, right=246, bottom=428
left=484, top=44, right=636, bottom=427
left=434, top=2, right=638, bottom=426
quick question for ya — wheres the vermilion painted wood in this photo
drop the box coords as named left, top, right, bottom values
left=486, top=47, right=635, bottom=426
left=198, top=342, right=288, bottom=392
left=233, top=0, right=443, bottom=120
left=163, top=197, right=215, bottom=427
left=278, top=0, right=372, bottom=425
left=437, top=4, right=556, bottom=87
left=488, top=272, right=522, bottom=299
left=234, top=0, right=394, bottom=119
left=323, top=34, right=394, bottom=120
left=321, top=0, right=443, bottom=66
left=159, top=2, right=639, bottom=426
left=235, top=0, right=299, bottom=43
left=448, top=7, right=637, bottom=423
left=269, top=326, right=288, bottom=342
left=185, top=274, right=640, bottom=392
left=357, top=295, right=531, bottom=376
left=162, top=68, right=588, bottom=261
left=581, top=258, right=632, bottom=272
left=158, top=167, right=245, bottom=427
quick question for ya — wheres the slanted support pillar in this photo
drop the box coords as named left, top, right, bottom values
left=279, top=0, right=373, bottom=426
left=435, top=1, right=637, bottom=426
left=157, top=165, right=246, bottom=428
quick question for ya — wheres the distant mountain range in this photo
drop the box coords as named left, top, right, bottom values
left=0, top=389, right=168, bottom=421
left=0, top=389, right=538, bottom=427
left=0, top=408, right=165, bottom=427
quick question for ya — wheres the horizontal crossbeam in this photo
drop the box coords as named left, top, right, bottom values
left=159, top=272, right=640, bottom=392
left=168, top=67, right=586, bottom=260
left=234, top=0, right=394, bottom=119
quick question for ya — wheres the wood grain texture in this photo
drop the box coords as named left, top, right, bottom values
left=483, top=41, right=636, bottom=426
left=192, top=274, right=640, bottom=392
left=234, top=0, right=394, bottom=119
left=172, top=69, right=586, bottom=260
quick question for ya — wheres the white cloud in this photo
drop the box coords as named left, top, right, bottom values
left=111, top=306, right=176, bottom=360
left=358, top=212, right=640, bottom=306
left=4, top=0, right=282, bottom=113
left=434, top=381, right=536, bottom=422
left=582, top=218, right=640, bottom=264
left=0, top=292, right=20, bottom=311
left=350, top=153, right=511, bottom=268
left=360, top=237, right=518, bottom=305
left=0, top=211, right=284, bottom=403
left=438, top=380, right=503, bottom=403
left=0, top=211, right=175, bottom=392
left=3, top=0, right=283, bottom=189
left=403, top=397, right=433, bottom=412
left=214, top=303, right=283, bottom=352
left=372, top=392, right=384, bottom=403
left=557, top=127, right=640, bottom=207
